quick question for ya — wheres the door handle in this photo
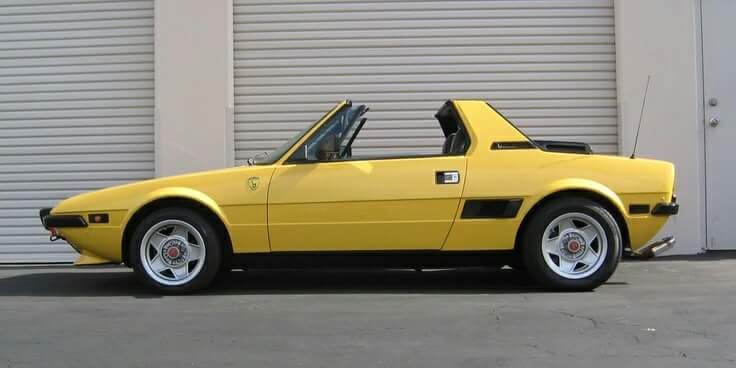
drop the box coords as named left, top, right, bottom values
left=436, top=171, right=460, bottom=184
left=709, top=117, right=720, bottom=127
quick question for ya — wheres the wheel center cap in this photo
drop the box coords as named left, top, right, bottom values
left=567, top=240, right=581, bottom=253
left=167, top=247, right=180, bottom=258
left=161, top=238, right=188, bottom=267
left=559, top=232, right=586, bottom=260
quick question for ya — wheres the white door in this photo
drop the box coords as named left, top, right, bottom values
left=0, top=1, right=155, bottom=263
left=703, top=0, right=736, bottom=249
left=233, top=0, right=619, bottom=163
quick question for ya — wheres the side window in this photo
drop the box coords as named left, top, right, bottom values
left=288, top=101, right=469, bottom=163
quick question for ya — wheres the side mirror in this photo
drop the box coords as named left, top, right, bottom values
left=316, top=134, right=339, bottom=161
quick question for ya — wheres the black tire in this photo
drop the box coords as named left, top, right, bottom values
left=521, top=197, right=622, bottom=291
left=129, top=207, right=223, bottom=294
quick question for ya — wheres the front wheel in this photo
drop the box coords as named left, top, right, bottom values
left=130, top=207, right=223, bottom=294
left=521, top=197, right=622, bottom=291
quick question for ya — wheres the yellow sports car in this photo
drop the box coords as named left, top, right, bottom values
left=40, top=100, right=678, bottom=293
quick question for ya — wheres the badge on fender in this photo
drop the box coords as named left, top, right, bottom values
left=247, top=176, right=260, bottom=191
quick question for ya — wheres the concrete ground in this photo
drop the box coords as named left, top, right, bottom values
left=0, top=256, right=735, bottom=368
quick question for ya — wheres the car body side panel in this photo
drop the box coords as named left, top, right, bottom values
left=52, top=165, right=276, bottom=263
left=268, top=156, right=466, bottom=251
left=441, top=103, right=675, bottom=251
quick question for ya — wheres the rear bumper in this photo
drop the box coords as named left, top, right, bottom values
left=632, top=236, right=675, bottom=258
left=39, top=207, right=87, bottom=230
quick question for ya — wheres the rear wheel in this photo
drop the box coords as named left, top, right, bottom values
left=130, top=207, right=223, bottom=294
left=521, top=197, right=622, bottom=291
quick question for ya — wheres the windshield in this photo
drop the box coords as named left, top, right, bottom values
left=290, top=103, right=366, bottom=162
left=249, top=102, right=346, bottom=165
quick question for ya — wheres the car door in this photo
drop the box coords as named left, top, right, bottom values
left=267, top=156, right=466, bottom=251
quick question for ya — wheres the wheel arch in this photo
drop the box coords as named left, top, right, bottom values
left=514, top=183, right=630, bottom=254
left=120, top=188, right=233, bottom=267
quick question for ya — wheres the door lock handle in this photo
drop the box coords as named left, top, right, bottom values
left=436, top=171, right=460, bottom=184
left=709, top=117, right=720, bottom=127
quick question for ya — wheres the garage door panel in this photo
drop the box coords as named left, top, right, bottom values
left=0, top=134, right=152, bottom=147
left=239, top=82, right=615, bottom=96
left=235, top=49, right=616, bottom=63
left=0, top=45, right=153, bottom=59
left=237, top=0, right=613, bottom=11
left=236, top=63, right=615, bottom=77
left=237, top=8, right=612, bottom=24
left=235, top=125, right=618, bottom=144
left=0, top=27, right=153, bottom=43
left=0, top=1, right=152, bottom=16
left=0, top=63, right=153, bottom=78
left=0, top=18, right=153, bottom=36
left=0, top=35, right=154, bottom=51
left=0, top=217, right=53, bottom=227
left=0, top=161, right=154, bottom=175
left=237, top=99, right=616, bottom=115
left=0, top=236, right=74, bottom=246
left=241, top=71, right=616, bottom=87
left=235, top=117, right=618, bottom=133
left=0, top=71, right=153, bottom=85
left=0, top=53, right=152, bottom=67
left=0, top=117, right=153, bottom=129
left=0, top=244, right=77, bottom=256
left=240, top=16, right=613, bottom=33
left=234, top=27, right=613, bottom=43
left=0, top=91, right=154, bottom=104
left=0, top=9, right=153, bottom=25
left=1, top=170, right=152, bottom=185
left=234, top=0, right=618, bottom=165
left=0, top=190, right=109, bottom=202
left=0, top=0, right=154, bottom=263
left=0, top=143, right=154, bottom=156
left=1, top=152, right=152, bottom=165
left=1, top=108, right=154, bottom=121
left=238, top=90, right=617, bottom=105
left=1, top=125, right=152, bottom=138
left=0, top=180, right=138, bottom=193
left=240, top=45, right=615, bottom=60
left=5, top=81, right=154, bottom=94
left=0, top=100, right=153, bottom=112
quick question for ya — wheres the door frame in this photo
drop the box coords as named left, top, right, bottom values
left=700, top=0, right=730, bottom=250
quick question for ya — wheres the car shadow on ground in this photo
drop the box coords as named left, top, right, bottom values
left=0, top=266, right=583, bottom=298
left=3, top=253, right=734, bottom=298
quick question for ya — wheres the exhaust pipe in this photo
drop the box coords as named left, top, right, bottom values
left=632, top=236, right=675, bottom=259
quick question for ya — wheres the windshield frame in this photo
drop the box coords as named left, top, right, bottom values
left=285, top=103, right=366, bottom=163
left=249, top=101, right=349, bottom=165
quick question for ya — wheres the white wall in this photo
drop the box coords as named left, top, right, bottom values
left=615, top=0, right=706, bottom=254
left=154, top=0, right=234, bottom=177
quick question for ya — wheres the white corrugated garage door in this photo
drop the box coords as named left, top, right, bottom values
left=0, top=0, right=155, bottom=263
left=234, top=0, right=617, bottom=161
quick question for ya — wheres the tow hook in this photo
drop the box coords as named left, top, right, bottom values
left=48, top=228, right=64, bottom=242
left=632, top=236, right=675, bottom=259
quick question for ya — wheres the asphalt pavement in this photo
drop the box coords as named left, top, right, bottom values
left=1, top=255, right=735, bottom=368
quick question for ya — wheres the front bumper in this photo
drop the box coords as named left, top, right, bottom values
left=39, top=207, right=87, bottom=230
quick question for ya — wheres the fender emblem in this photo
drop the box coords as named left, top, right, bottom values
left=247, top=176, right=260, bottom=191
